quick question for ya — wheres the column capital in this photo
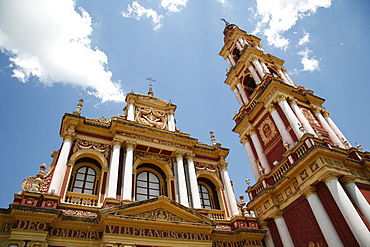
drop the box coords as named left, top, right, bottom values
left=185, top=153, right=195, bottom=160
left=259, top=221, right=269, bottom=229
left=175, top=151, right=185, bottom=159
left=287, top=97, right=298, bottom=105
left=168, top=109, right=175, bottom=115
left=112, top=137, right=123, bottom=147
left=64, top=125, right=76, bottom=141
left=128, top=98, right=135, bottom=104
left=125, top=141, right=136, bottom=149
left=267, top=104, right=276, bottom=113
left=311, top=105, right=322, bottom=114
left=340, top=175, right=356, bottom=186
left=301, top=186, right=317, bottom=197
left=273, top=210, right=284, bottom=220
left=274, top=93, right=287, bottom=103
left=322, top=174, right=339, bottom=184
left=248, top=128, right=256, bottom=136
left=322, top=110, right=330, bottom=117
left=240, top=135, right=250, bottom=144
left=218, top=156, right=228, bottom=170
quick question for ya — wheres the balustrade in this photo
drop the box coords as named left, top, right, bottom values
left=65, top=192, right=99, bottom=207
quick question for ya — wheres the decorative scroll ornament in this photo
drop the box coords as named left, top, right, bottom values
left=301, top=108, right=321, bottom=127
left=135, top=150, right=172, bottom=165
left=62, top=209, right=98, bottom=219
left=257, top=116, right=277, bottom=145
left=126, top=208, right=186, bottom=222
left=195, top=162, right=218, bottom=172
left=135, top=107, right=168, bottom=130
left=73, top=139, right=110, bottom=158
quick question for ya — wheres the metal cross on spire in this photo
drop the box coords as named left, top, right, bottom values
left=220, top=18, right=229, bottom=26
left=146, top=77, right=156, bottom=96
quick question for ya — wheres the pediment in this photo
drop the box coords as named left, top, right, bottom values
left=101, top=196, right=216, bottom=226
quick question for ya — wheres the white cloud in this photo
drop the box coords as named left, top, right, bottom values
left=298, top=48, right=320, bottom=72
left=298, top=32, right=310, bottom=46
left=0, top=0, right=124, bottom=102
left=122, top=1, right=164, bottom=30
left=161, top=0, right=188, bottom=13
left=253, top=0, right=331, bottom=49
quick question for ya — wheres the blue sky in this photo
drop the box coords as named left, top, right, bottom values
left=0, top=0, right=369, bottom=208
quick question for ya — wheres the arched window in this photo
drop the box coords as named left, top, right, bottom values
left=198, top=184, right=211, bottom=209
left=136, top=171, right=160, bottom=201
left=198, top=178, right=220, bottom=209
left=243, top=75, right=257, bottom=98
left=72, top=166, right=96, bottom=195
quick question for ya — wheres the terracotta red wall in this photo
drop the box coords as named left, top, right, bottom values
left=283, top=196, right=327, bottom=247
left=316, top=182, right=359, bottom=247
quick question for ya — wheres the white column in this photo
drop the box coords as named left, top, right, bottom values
left=288, top=99, right=316, bottom=136
left=228, top=55, right=235, bottom=66
left=168, top=110, right=175, bottom=131
left=220, top=166, right=239, bottom=216
left=232, top=87, right=243, bottom=106
left=260, top=222, right=275, bottom=247
left=236, top=83, right=249, bottom=104
left=249, top=128, right=271, bottom=174
left=261, top=62, right=270, bottom=74
left=49, top=136, right=73, bottom=194
left=248, top=66, right=262, bottom=85
left=122, top=142, right=135, bottom=200
left=253, top=60, right=265, bottom=78
left=274, top=213, right=294, bottom=247
left=269, top=105, right=294, bottom=147
left=305, top=187, right=343, bottom=247
left=277, top=95, right=303, bottom=139
left=323, top=111, right=351, bottom=148
left=342, top=178, right=370, bottom=224
left=313, top=108, right=344, bottom=148
left=325, top=176, right=370, bottom=246
left=106, top=139, right=122, bottom=198
left=242, top=138, right=260, bottom=180
left=226, top=57, right=232, bottom=67
left=127, top=102, right=135, bottom=121
left=235, top=41, right=243, bottom=50
left=284, top=72, right=296, bottom=87
left=186, top=154, right=201, bottom=208
left=278, top=69, right=291, bottom=85
left=176, top=153, right=189, bottom=207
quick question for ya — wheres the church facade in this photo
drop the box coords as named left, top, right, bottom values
left=1, top=23, right=369, bottom=247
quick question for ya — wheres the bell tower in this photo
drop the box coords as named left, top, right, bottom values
left=219, top=23, right=370, bottom=247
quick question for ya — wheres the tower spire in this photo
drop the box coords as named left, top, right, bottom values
left=146, top=77, right=155, bottom=96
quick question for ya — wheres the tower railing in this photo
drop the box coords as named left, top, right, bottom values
left=246, top=134, right=332, bottom=200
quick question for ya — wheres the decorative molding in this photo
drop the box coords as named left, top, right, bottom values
left=73, top=138, right=110, bottom=158
left=135, top=150, right=172, bottom=165
left=61, top=209, right=98, bottom=219
left=194, top=162, right=218, bottom=172
left=135, top=107, right=168, bottom=130
left=257, top=116, right=277, bottom=145
left=118, top=132, right=191, bottom=150
left=126, top=208, right=187, bottom=223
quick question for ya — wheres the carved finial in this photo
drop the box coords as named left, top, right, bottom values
left=355, top=142, right=363, bottom=151
left=283, top=139, right=290, bottom=150
left=245, top=176, right=250, bottom=187
left=73, top=99, right=84, bottom=115
left=298, top=123, right=305, bottom=133
left=220, top=18, right=230, bottom=26
left=257, top=163, right=264, bottom=175
left=239, top=194, right=245, bottom=203
left=210, top=130, right=217, bottom=146
left=146, top=77, right=156, bottom=96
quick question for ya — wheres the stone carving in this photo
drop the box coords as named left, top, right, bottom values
left=62, top=209, right=98, bottom=219
left=73, top=139, right=110, bottom=158
left=194, top=162, right=218, bottom=172
left=301, top=108, right=320, bottom=127
left=127, top=208, right=187, bottom=222
left=257, top=116, right=277, bottom=145
left=135, top=107, right=168, bottom=130
left=118, top=132, right=191, bottom=150
left=135, top=150, right=172, bottom=164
